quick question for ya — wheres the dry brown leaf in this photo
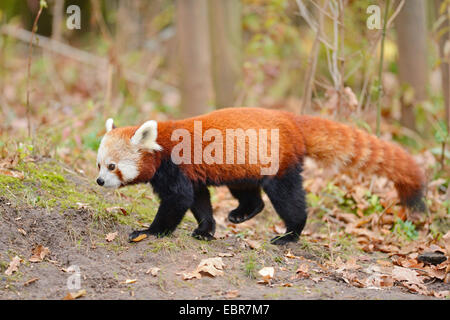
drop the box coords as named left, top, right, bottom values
left=105, top=232, right=118, bottom=242
left=341, top=272, right=366, bottom=288
left=180, top=271, right=202, bottom=280
left=295, top=264, right=310, bottom=278
left=76, top=202, right=91, bottom=210
left=224, top=290, right=240, bottom=298
left=285, top=250, right=297, bottom=259
left=217, top=252, right=234, bottom=257
left=365, top=274, right=394, bottom=288
left=258, top=267, right=274, bottom=284
left=122, top=279, right=137, bottom=284
left=105, top=206, right=128, bottom=216
left=392, top=266, right=424, bottom=285
left=130, top=233, right=147, bottom=242
left=311, top=276, right=325, bottom=283
left=244, top=239, right=261, bottom=250
left=0, top=168, right=24, bottom=180
left=443, top=231, right=450, bottom=257
left=5, top=256, right=22, bottom=275
left=146, top=267, right=160, bottom=277
left=196, top=257, right=225, bottom=277
left=29, top=245, right=50, bottom=263
left=272, top=224, right=286, bottom=235
left=63, top=289, right=86, bottom=300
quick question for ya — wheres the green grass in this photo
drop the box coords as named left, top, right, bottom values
left=0, top=159, right=159, bottom=228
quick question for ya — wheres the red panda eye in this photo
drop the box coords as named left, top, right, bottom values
left=108, top=164, right=116, bottom=171
left=98, top=163, right=100, bottom=170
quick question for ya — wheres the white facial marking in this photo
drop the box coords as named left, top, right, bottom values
left=117, top=160, right=139, bottom=181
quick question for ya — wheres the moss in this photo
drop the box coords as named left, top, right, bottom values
left=0, top=159, right=158, bottom=227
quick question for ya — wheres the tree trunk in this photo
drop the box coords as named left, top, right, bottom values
left=435, top=0, right=450, bottom=136
left=176, top=0, right=212, bottom=117
left=395, top=0, right=428, bottom=131
left=209, top=0, right=242, bottom=108
left=51, top=0, right=64, bottom=41
left=116, top=0, right=142, bottom=52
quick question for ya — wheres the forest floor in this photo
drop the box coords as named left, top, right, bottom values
left=0, top=157, right=448, bottom=300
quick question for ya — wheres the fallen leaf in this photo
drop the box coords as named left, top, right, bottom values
left=285, top=250, right=297, bottom=259
left=130, top=233, right=147, bottom=242
left=146, top=267, right=160, bottom=277
left=180, top=271, right=202, bottom=280
left=76, top=202, right=91, bottom=210
left=122, top=279, right=137, bottom=284
left=224, top=290, right=239, bottom=298
left=295, top=264, right=310, bottom=278
left=365, top=274, right=394, bottom=288
left=5, top=256, right=22, bottom=275
left=244, top=239, right=261, bottom=250
left=63, top=289, right=86, bottom=300
left=217, top=252, right=234, bottom=257
left=196, top=257, right=225, bottom=277
left=105, top=206, right=128, bottom=216
left=105, top=232, right=118, bottom=242
left=0, top=168, right=24, bottom=179
left=392, top=266, right=424, bottom=285
left=442, top=231, right=450, bottom=256
left=29, top=245, right=50, bottom=263
left=23, top=278, right=39, bottom=287
left=280, top=282, right=293, bottom=287
left=258, top=267, right=275, bottom=284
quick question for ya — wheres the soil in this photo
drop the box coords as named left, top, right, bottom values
left=0, top=192, right=445, bottom=300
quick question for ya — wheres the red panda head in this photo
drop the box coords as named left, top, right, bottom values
left=96, top=119, right=163, bottom=188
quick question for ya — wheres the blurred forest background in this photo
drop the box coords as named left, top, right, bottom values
left=0, top=0, right=449, bottom=299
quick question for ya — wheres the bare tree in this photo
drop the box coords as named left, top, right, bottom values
left=395, top=0, right=428, bottom=130
left=51, top=0, right=64, bottom=42
left=209, top=0, right=242, bottom=109
left=435, top=0, right=450, bottom=136
left=176, top=0, right=212, bottom=117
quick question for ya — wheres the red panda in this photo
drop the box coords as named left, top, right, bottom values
left=96, top=107, right=426, bottom=245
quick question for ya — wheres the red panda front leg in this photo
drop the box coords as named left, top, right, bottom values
left=129, top=160, right=195, bottom=242
left=128, top=194, right=193, bottom=241
left=190, top=184, right=216, bottom=241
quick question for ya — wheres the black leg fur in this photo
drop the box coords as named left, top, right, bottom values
left=129, top=159, right=194, bottom=242
left=190, top=184, right=216, bottom=240
left=227, top=185, right=264, bottom=224
left=262, top=165, right=307, bottom=245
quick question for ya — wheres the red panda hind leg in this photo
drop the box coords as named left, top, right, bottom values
left=227, top=185, right=265, bottom=224
left=262, top=164, right=307, bottom=245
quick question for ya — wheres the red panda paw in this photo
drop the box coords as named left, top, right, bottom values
left=270, top=233, right=299, bottom=245
left=192, top=229, right=216, bottom=241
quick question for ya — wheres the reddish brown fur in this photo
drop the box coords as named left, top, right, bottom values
left=108, top=108, right=426, bottom=207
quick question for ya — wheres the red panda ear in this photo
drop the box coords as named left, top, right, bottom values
left=130, top=120, right=163, bottom=152
left=105, top=118, right=116, bottom=132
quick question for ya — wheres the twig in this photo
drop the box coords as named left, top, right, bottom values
left=26, top=0, right=47, bottom=138
left=296, top=0, right=335, bottom=50
left=1, top=25, right=174, bottom=92
left=302, top=0, right=328, bottom=113
left=376, top=0, right=390, bottom=137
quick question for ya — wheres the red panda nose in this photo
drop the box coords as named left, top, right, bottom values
left=96, top=178, right=105, bottom=186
